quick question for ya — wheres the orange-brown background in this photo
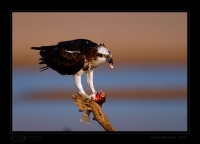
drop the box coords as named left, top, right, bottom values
left=13, top=12, right=187, bottom=67
left=12, top=12, right=188, bottom=132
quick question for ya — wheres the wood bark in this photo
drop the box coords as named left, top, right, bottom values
left=72, top=93, right=116, bottom=131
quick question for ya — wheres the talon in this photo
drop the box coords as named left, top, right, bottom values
left=78, top=92, right=83, bottom=96
left=84, top=97, right=89, bottom=102
left=89, top=93, right=97, bottom=101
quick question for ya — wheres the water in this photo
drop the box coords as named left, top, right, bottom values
left=12, top=64, right=187, bottom=96
left=12, top=99, right=187, bottom=131
left=12, top=64, right=187, bottom=131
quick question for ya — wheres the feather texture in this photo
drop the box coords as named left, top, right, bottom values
left=31, top=39, right=100, bottom=75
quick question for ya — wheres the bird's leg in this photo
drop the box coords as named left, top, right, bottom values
left=86, top=70, right=97, bottom=100
left=73, top=74, right=91, bottom=99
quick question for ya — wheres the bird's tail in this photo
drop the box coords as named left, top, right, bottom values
left=31, top=45, right=56, bottom=72
left=31, top=45, right=56, bottom=51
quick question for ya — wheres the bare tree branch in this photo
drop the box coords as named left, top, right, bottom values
left=72, top=93, right=116, bottom=131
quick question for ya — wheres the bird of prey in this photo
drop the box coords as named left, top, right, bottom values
left=31, top=39, right=114, bottom=124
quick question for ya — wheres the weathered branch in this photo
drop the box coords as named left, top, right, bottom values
left=72, top=93, right=116, bottom=131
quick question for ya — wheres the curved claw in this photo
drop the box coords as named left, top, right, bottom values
left=89, top=93, right=97, bottom=101
left=78, top=92, right=93, bottom=99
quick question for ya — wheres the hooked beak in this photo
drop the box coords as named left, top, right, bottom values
left=107, top=58, right=114, bottom=69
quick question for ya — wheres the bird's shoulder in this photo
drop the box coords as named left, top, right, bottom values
left=56, top=39, right=99, bottom=52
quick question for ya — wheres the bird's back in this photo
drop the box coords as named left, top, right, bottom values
left=31, top=39, right=99, bottom=75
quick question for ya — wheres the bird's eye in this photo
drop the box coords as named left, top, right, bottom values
left=103, top=54, right=108, bottom=58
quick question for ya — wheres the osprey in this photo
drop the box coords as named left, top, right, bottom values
left=31, top=39, right=114, bottom=124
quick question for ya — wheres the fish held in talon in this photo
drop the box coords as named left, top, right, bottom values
left=94, top=90, right=106, bottom=105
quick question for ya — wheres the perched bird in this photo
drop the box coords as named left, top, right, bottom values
left=31, top=39, right=114, bottom=124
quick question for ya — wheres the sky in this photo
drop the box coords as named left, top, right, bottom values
left=12, top=12, right=187, bottom=67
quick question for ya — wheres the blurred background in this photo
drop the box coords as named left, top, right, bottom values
left=12, top=12, right=187, bottom=131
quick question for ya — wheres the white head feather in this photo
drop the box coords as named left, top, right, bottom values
left=96, top=45, right=113, bottom=69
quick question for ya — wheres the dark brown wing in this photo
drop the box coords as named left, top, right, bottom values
left=47, top=48, right=85, bottom=75
left=31, top=39, right=99, bottom=75
left=57, top=39, right=99, bottom=62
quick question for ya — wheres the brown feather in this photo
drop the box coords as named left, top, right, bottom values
left=31, top=39, right=99, bottom=75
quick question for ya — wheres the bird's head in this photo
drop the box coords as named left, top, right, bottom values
left=97, top=44, right=114, bottom=69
